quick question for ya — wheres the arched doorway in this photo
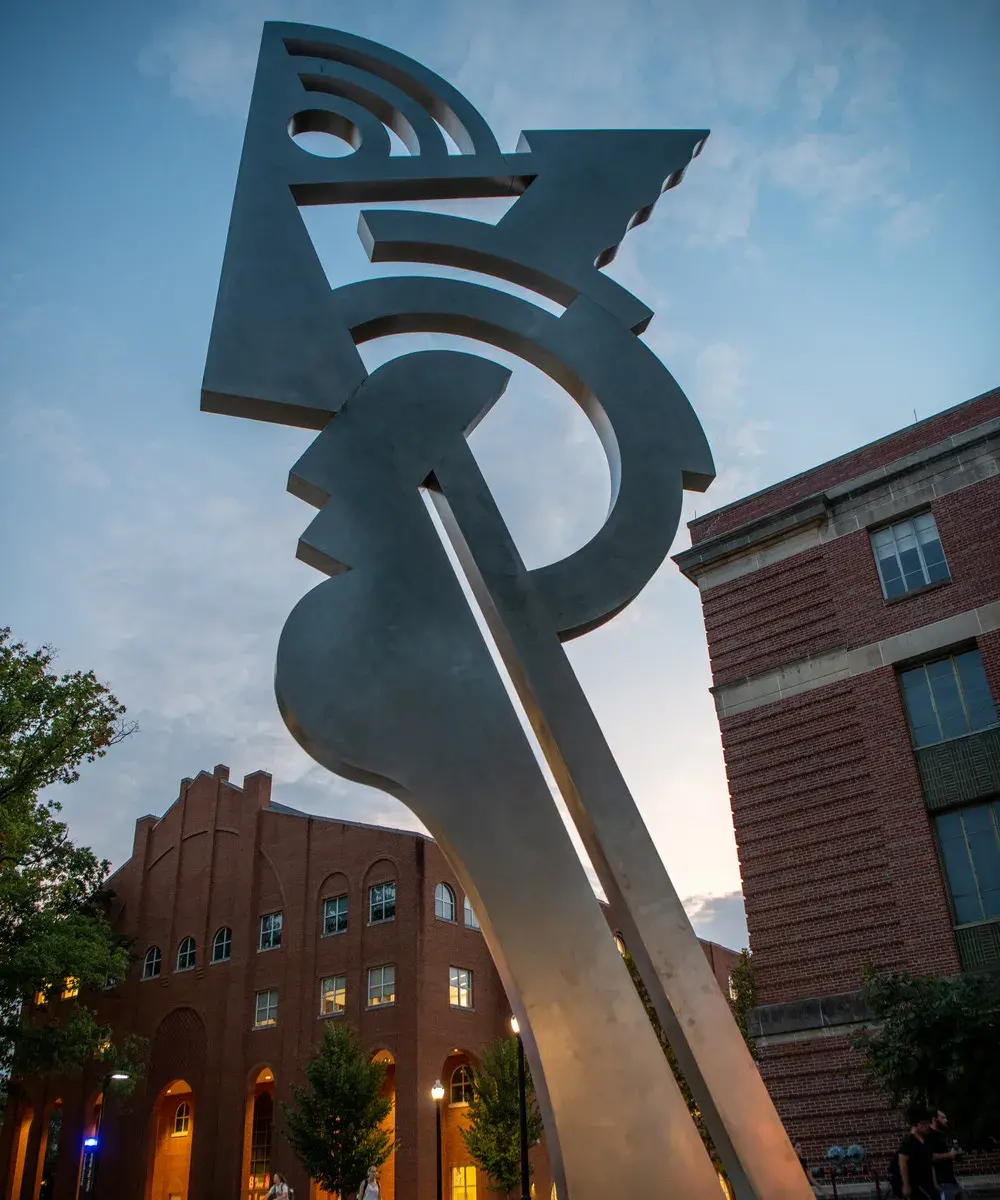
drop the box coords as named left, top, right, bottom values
left=4, top=1102, right=33, bottom=1200
left=243, top=1067, right=275, bottom=1200
left=440, top=1051, right=478, bottom=1200
left=371, top=1050, right=395, bottom=1200
left=146, top=1079, right=194, bottom=1200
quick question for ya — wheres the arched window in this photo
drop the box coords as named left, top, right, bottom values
left=176, top=937, right=196, bottom=972
left=142, top=946, right=161, bottom=980
left=435, top=883, right=456, bottom=922
left=463, top=896, right=480, bottom=931
left=613, top=933, right=626, bottom=957
left=172, top=1101, right=190, bottom=1136
left=212, top=927, right=232, bottom=963
left=450, top=1064, right=474, bottom=1106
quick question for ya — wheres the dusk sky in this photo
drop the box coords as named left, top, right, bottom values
left=1, top=0, right=997, bottom=952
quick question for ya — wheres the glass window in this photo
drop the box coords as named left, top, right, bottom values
left=450, top=966, right=473, bottom=1009
left=176, top=937, right=196, bottom=972
left=450, top=1065, right=474, bottom=1105
left=936, top=801, right=1000, bottom=925
left=452, top=1165, right=477, bottom=1200
left=369, top=882, right=396, bottom=924
left=320, top=975, right=347, bottom=1016
left=871, top=512, right=950, bottom=599
left=212, top=927, right=232, bottom=963
left=900, top=650, right=998, bottom=747
left=172, top=1101, right=190, bottom=1136
left=435, top=883, right=457, bottom=922
left=61, top=978, right=79, bottom=999
left=254, top=989, right=279, bottom=1028
left=142, top=946, right=161, bottom=980
left=463, top=896, right=480, bottom=931
left=259, top=912, right=283, bottom=951
left=367, top=965, right=396, bottom=1008
left=323, top=895, right=348, bottom=936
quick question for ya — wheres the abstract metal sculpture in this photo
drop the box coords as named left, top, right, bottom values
left=203, top=24, right=811, bottom=1200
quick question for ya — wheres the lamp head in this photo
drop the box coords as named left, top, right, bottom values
left=431, top=1079, right=445, bottom=1102
left=510, top=1015, right=520, bottom=1035
left=110, top=1072, right=129, bottom=1082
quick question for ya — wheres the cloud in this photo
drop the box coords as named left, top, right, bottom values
left=5, top=403, right=111, bottom=491
left=881, top=194, right=941, bottom=247
left=684, top=890, right=750, bottom=951
left=798, top=63, right=839, bottom=121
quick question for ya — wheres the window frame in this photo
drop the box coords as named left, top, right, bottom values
left=142, top=946, right=162, bottom=981
left=899, top=649, right=999, bottom=748
left=463, top=896, right=480, bottom=931
left=319, top=974, right=347, bottom=1017
left=176, top=936, right=196, bottom=973
left=870, top=510, right=950, bottom=600
left=450, top=1064, right=474, bottom=1107
left=254, top=988, right=279, bottom=1029
left=449, top=966, right=474, bottom=1010
left=451, top=1164, right=477, bottom=1200
left=934, top=799, right=1000, bottom=927
left=366, top=964, right=396, bottom=1008
left=211, top=926, right=232, bottom=964
left=322, top=894, right=349, bottom=937
left=368, top=881, right=396, bottom=926
left=172, top=1101, right=191, bottom=1137
left=258, top=911, right=283, bottom=953
left=435, top=883, right=457, bottom=923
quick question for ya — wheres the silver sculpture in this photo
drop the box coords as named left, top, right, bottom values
left=203, top=24, right=811, bottom=1200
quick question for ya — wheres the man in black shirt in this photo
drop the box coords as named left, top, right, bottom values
left=897, top=1107, right=937, bottom=1200
left=928, top=1109, right=966, bottom=1199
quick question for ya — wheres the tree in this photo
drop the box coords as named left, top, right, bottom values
left=727, top=948, right=758, bottom=1059
left=462, top=1036, right=543, bottom=1197
left=283, top=1023, right=394, bottom=1198
left=853, top=969, right=1000, bottom=1149
left=0, top=628, right=137, bottom=1085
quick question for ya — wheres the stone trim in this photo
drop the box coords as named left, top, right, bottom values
left=674, top=417, right=1000, bottom=592
left=747, top=989, right=873, bottom=1041
left=714, top=601, right=1000, bottom=718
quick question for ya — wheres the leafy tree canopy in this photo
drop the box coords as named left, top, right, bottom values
left=283, top=1023, right=394, bottom=1197
left=0, top=628, right=137, bottom=1084
left=854, top=969, right=1000, bottom=1150
left=461, top=1036, right=543, bottom=1198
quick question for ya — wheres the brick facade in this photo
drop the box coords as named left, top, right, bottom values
left=674, top=386, right=1000, bottom=1173
left=0, top=766, right=737, bottom=1200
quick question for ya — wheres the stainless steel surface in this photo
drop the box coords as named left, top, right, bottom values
left=201, top=23, right=814, bottom=1200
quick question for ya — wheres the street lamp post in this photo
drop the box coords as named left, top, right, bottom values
left=431, top=1079, right=445, bottom=1200
left=510, top=1017, right=530, bottom=1200
left=86, top=1071, right=129, bottom=1200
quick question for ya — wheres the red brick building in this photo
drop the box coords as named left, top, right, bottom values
left=674, top=386, right=1000, bottom=1164
left=1, top=764, right=737, bottom=1200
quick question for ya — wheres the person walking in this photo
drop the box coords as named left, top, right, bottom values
left=265, top=1172, right=290, bottom=1199
left=927, top=1110, right=967, bottom=1200
left=895, top=1107, right=938, bottom=1200
left=358, top=1165, right=381, bottom=1199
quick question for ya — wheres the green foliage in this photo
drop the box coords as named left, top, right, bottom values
left=854, top=969, right=1000, bottom=1149
left=727, top=948, right=758, bottom=1059
left=282, top=1023, right=394, bottom=1197
left=0, top=628, right=136, bottom=1083
left=461, top=1037, right=543, bottom=1197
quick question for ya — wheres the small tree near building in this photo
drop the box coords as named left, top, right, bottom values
left=462, top=1036, right=543, bottom=1198
left=283, top=1023, right=394, bottom=1198
left=854, top=968, right=1000, bottom=1149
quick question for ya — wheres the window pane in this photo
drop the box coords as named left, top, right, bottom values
left=212, top=928, right=232, bottom=962
left=901, top=668, right=941, bottom=746
left=370, top=883, right=396, bottom=923
left=323, top=895, right=348, bottom=936
left=955, top=651, right=999, bottom=732
left=879, top=556, right=906, bottom=598
left=464, top=897, right=480, bottom=930
left=255, top=990, right=278, bottom=1027
left=435, top=884, right=456, bottom=922
left=260, top=912, right=283, bottom=950
left=926, top=659, right=968, bottom=740
left=368, top=965, right=396, bottom=1006
left=320, top=975, right=347, bottom=1015
left=937, top=814, right=983, bottom=924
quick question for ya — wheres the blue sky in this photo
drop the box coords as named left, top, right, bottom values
left=1, top=0, right=997, bottom=951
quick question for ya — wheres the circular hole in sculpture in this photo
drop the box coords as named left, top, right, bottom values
left=289, top=110, right=360, bottom=157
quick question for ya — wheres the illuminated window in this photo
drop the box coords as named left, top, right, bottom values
left=450, top=1065, right=474, bottom=1105
left=176, top=937, right=196, bottom=972
left=142, top=946, right=161, bottom=980
left=320, top=975, right=347, bottom=1016
left=254, top=989, right=278, bottom=1028
left=34, top=989, right=48, bottom=1008
left=369, top=882, right=396, bottom=924
left=172, top=1101, right=190, bottom=1136
left=259, top=912, right=283, bottom=951
left=61, top=978, right=79, bottom=1000
left=463, top=896, right=480, bottom=931
left=435, top=883, right=456, bottom=922
left=367, top=965, right=396, bottom=1008
left=323, top=895, right=348, bottom=936
left=449, top=967, right=473, bottom=1009
left=452, top=1165, right=477, bottom=1200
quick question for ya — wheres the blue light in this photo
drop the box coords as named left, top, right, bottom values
left=83, top=1137, right=99, bottom=1149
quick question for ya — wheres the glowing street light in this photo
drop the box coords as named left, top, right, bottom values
left=510, top=1017, right=530, bottom=1200
left=432, top=1079, right=445, bottom=1200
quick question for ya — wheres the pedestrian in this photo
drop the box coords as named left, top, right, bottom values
left=265, top=1171, right=290, bottom=1199
left=927, top=1110, right=966, bottom=1200
left=894, top=1107, right=938, bottom=1200
left=358, top=1165, right=381, bottom=1199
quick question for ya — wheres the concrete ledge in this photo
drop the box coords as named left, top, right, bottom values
left=747, top=990, right=873, bottom=1040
